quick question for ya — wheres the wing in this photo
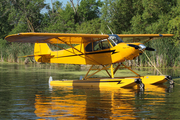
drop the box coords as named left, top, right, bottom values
left=5, top=33, right=109, bottom=44
left=5, top=33, right=174, bottom=44
left=117, top=34, right=174, bottom=43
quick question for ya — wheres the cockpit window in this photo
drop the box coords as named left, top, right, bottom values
left=85, top=40, right=111, bottom=52
left=94, top=40, right=110, bottom=51
left=85, top=34, right=124, bottom=52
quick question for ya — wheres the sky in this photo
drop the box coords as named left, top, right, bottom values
left=44, top=0, right=77, bottom=7
left=41, top=0, right=77, bottom=13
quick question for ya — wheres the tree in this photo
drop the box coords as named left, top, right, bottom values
left=7, top=0, right=46, bottom=33
left=76, top=0, right=102, bottom=25
left=168, top=1, right=180, bottom=41
left=101, top=0, right=135, bottom=34
left=43, top=1, right=75, bottom=33
left=76, top=18, right=102, bottom=34
left=130, top=0, right=176, bottom=34
left=0, top=1, right=13, bottom=39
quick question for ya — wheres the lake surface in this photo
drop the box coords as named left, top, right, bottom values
left=0, top=63, right=180, bottom=120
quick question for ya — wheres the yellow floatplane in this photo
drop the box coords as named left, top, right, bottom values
left=5, top=33, right=174, bottom=90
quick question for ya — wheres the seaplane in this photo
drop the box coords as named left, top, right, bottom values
left=5, top=32, right=174, bottom=90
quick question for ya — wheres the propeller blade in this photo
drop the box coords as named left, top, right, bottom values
left=128, top=44, right=155, bottom=51
left=127, top=44, right=140, bottom=49
left=146, top=47, right=156, bottom=51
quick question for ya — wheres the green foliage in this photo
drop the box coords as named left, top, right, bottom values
left=76, top=18, right=102, bottom=34
left=77, top=0, right=102, bottom=24
left=142, top=38, right=180, bottom=67
left=101, top=0, right=135, bottom=34
left=43, top=2, right=75, bottom=33
left=7, top=0, right=46, bottom=33
left=0, top=0, right=180, bottom=67
left=0, top=1, right=13, bottom=38
left=131, top=0, right=173, bottom=34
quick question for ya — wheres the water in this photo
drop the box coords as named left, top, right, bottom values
left=0, top=63, right=180, bottom=119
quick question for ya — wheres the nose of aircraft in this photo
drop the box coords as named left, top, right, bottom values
left=128, top=44, right=155, bottom=51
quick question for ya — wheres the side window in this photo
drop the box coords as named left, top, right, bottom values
left=101, top=40, right=110, bottom=49
left=85, top=43, right=92, bottom=52
left=94, top=40, right=110, bottom=51
left=85, top=40, right=111, bottom=52
left=85, top=41, right=100, bottom=52
left=94, top=42, right=102, bottom=51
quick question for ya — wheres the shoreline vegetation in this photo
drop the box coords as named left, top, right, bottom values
left=1, top=62, right=180, bottom=79
left=1, top=0, right=180, bottom=67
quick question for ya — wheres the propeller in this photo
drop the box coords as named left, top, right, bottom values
left=145, top=47, right=156, bottom=51
left=128, top=44, right=156, bottom=51
left=128, top=44, right=140, bottom=49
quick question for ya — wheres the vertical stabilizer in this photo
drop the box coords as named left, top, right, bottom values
left=34, top=43, right=52, bottom=63
left=34, top=43, right=51, bottom=55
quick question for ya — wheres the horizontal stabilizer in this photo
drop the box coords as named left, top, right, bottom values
left=19, top=54, right=54, bottom=58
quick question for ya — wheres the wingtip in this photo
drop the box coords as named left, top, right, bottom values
left=159, top=34, right=163, bottom=37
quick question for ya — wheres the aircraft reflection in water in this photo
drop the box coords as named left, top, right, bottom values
left=34, top=85, right=169, bottom=120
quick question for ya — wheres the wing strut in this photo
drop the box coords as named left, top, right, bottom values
left=55, top=37, right=104, bottom=65
left=111, top=64, right=114, bottom=78
left=112, top=63, right=141, bottom=77
left=143, top=37, right=154, bottom=44
left=47, top=38, right=109, bottom=66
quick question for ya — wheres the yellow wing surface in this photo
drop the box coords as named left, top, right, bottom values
left=5, top=33, right=109, bottom=44
left=5, top=33, right=174, bottom=44
left=117, top=34, right=174, bottom=43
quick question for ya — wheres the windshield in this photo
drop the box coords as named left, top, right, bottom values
left=108, top=34, right=124, bottom=44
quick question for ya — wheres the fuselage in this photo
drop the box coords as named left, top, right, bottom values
left=34, top=34, right=145, bottom=65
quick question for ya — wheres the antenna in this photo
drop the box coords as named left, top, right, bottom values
left=107, top=25, right=113, bottom=34
left=100, top=31, right=104, bottom=35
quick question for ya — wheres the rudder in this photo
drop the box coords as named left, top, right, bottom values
left=34, top=43, right=52, bottom=63
left=34, top=43, right=51, bottom=55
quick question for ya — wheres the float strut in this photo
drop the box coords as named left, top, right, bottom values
left=111, top=64, right=114, bottom=78
left=121, top=63, right=140, bottom=77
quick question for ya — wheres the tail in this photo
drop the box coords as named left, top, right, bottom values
left=34, top=43, right=52, bottom=63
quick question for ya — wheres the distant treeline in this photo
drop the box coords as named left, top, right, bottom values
left=0, top=0, right=180, bottom=67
